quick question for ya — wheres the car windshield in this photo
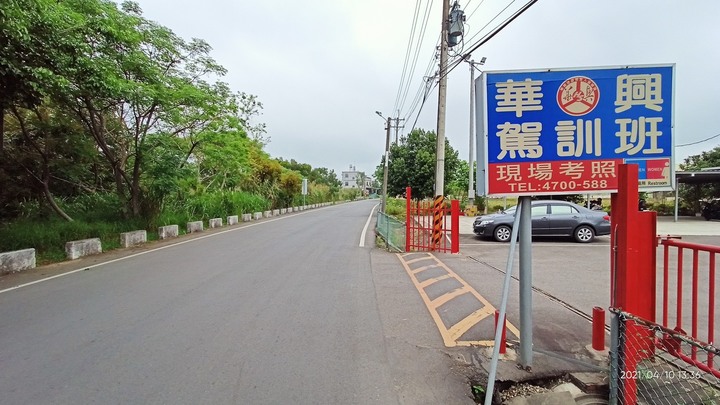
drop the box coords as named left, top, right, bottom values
left=501, top=206, right=517, bottom=214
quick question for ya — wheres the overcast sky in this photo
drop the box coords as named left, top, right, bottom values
left=133, top=0, right=720, bottom=179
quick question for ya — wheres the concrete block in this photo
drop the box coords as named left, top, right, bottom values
left=0, top=248, right=36, bottom=274
left=158, top=225, right=179, bottom=240
left=253, top=212, right=262, bottom=220
left=280, top=208, right=287, bottom=214
left=263, top=210, right=272, bottom=218
left=242, top=214, right=252, bottom=222
left=293, top=207, right=299, bottom=212
left=187, top=221, right=204, bottom=234
left=272, top=209, right=280, bottom=216
left=568, top=372, right=609, bottom=395
left=65, top=238, right=102, bottom=260
left=120, top=230, right=147, bottom=248
left=227, top=215, right=238, bottom=226
left=209, top=218, right=223, bottom=228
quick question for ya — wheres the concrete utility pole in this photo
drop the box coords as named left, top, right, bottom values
left=468, top=59, right=476, bottom=208
left=393, top=118, right=405, bottom=144
left=431, top=0, right=451, bottom=249
left=376, top=111, right=392, bottom=213
left=434, top=0, right=450, bottom=200
left=467, top=56, right=485, bottom=208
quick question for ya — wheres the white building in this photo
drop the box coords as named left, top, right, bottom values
left=341, top=165, right=378, bottom=194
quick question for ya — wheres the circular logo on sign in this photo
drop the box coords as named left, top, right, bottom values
left=556, top=76, right=600, bottom=116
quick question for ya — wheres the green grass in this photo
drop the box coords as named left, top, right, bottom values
left=0, top=190, right=273, bottom=265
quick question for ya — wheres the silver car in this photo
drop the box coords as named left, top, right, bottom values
left=473, top=200, right=611, bottom=243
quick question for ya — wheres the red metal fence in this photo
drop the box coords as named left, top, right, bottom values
left=659, top=237, right=720, bottom=377
left=404, top=187, right=459, bottom=253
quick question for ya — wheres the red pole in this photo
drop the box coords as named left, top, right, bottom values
left=405, top=187, right=411, bottom=252
left=451, top=200, right=460, bottom=253
left=692, top=250, right=699, bottom=360
left=592, top=306, right=605, bottom=351
left=710, top=253, right=716, bottom=367
left=494, top=310, right=507, bottom=354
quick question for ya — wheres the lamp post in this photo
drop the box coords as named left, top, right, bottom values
left=376, top=111, right=391, bottom=213
left=466, top=56, right=486, bottom=209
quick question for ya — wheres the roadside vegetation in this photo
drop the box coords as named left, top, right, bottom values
left=0, top=0, right=358, bottom=263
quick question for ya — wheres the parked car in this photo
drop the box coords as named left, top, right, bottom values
left=473, top=200, right=611, bottom=243
left=701, top=198, right=720, bottom=221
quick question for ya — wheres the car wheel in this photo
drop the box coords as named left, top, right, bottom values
left=493, top=225, right=512, bottom=242
left=574, top=225, right=595, bottom=243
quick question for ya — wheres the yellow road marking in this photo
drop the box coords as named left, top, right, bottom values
left=430, top=286, right=469, bottom=308
left=418, top=274, right=452, bottom=289
left=397, top=252, right=521, bottom=347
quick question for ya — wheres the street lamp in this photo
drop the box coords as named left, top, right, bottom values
left=376, top=111, right=391, bottom=213
left=466, top=56, right=486, bottom=210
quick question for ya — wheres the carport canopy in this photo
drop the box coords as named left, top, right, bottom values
left=672, top=168, right=720, bottom=221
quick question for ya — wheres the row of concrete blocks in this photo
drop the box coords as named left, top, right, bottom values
left=0, top=203, right=335, bottom=274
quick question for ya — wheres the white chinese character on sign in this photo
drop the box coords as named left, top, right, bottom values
left=496, top=122, right=543, bottom=160
left=497, top=165, right=522, bottom=182
left=615, top=74, right=663, bottom=113
left=556, top=118, right=602, bottom=157
left=614, top=117, right=664, bottom=155
left=559, top=162, right=585, bottom=180
left=528, top=163, right=553, bottom=181
left=591, top=161, right=616, bottom=178
left=495, top=79, right=544, bottom=118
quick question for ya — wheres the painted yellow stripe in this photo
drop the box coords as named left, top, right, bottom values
left=430, top=286, right=469, bottom=309
left=404, top=255, right=435, bottom=265
left=418, top=273, right=452, bottom=289
left=397, top=252, right=520, bottom=347
left=410, top=264, right=437, bottom=275
left=447, top=306, right=495, bottom=341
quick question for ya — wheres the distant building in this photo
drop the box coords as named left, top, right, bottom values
left=341, top=165, right=379, bottom=195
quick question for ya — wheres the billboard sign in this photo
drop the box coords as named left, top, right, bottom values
left=476, top=64, right=674, bottom=196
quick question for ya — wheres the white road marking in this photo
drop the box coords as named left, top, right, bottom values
left=359, top=204, right=380, bottom=247
left=0, top=206, right=336, bottom=295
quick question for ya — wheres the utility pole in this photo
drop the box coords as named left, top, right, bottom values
left=432, top=0, right=451, bottom=249
left=393, top=118, right=405, bottom=144
left=376, top=111, right=392, bottom=213
left=468, top=59, right=476, bottom=208
left=466, top=56, right=485, bottom=209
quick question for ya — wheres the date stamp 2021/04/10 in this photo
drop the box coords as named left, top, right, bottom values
left=620, top=369, right=703, bottom=380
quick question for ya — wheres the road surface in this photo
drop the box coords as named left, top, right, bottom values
left=0, top=200, right=473, bottom=404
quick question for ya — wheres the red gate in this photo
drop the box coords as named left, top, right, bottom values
left=659, top=237, right=720, bottom=377
left=404, top=187, right=459, bottom=253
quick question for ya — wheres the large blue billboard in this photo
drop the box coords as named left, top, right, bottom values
left=476, top=64, right=674, bottom=196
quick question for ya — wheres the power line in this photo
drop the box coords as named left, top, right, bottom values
left=397, top=0, right=435, bottom=115
left=393, top=0, right=422, bottom=114
left=677, top=133, right=720, bottom=147
left=440, top=0, right=538, bottom=81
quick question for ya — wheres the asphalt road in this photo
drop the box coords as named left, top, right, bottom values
left=0, top=200, right=473, bottom=405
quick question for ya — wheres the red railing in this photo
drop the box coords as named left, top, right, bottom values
left=659, top=237, right=719, bottom=375
left=404, top=187, right=459, bottom=253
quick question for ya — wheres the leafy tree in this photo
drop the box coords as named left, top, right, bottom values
left=376, top=129, right=461, bottom=199
left=679, top=146, right=720, bottom=212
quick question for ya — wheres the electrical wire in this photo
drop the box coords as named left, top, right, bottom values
left=677, top=133, right=720, bottom=147
left=397, top=0, right=435, bottom=115
left=393, top=0, right=422, bottom=114
left=405, top=0, right=537, bottom=133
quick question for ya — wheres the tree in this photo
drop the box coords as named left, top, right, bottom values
left=679, top=146, right=720, bottom=212
left=376, top=129, right=461, bottom=199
